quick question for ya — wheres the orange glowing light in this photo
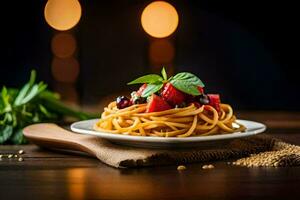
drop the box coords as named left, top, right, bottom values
left=149, top=39, right=175, bottom=63
left=53, top=83, right=79, bottom=106
left=141, top=1, right=179, bottom=38
left=67, top=168, right=86, bottom=200
left=51, top=33, right=77, bottom=58
left=51, top=57, right=79, bottom=83
left=44, top=0, right=82, bottom=31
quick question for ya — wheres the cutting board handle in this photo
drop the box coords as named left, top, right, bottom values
left=23, top=123, right=97, bottom=156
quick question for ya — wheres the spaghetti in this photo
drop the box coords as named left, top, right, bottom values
left=94, top=101, right=246, bottom=137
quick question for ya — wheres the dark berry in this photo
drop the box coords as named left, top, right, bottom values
left=134, top=97, right=146, bottom=104
left=175, top=102, right=187, bottom=108
left=116, top=96, right=131, bottom=109
left=199, top=94, right=210, bottom=105
left=130, top=92, right=146, bottom=104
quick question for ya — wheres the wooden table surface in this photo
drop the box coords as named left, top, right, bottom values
left=0, top=112, right=300, bottom=200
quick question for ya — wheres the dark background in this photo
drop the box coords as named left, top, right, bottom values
left=0, top=0, right=298, bottom=110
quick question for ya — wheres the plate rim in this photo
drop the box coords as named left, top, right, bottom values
left=70, top=119, right=266, bottom=143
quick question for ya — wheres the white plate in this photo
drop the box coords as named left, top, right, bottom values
left=70, top=119, right=266, bottom=149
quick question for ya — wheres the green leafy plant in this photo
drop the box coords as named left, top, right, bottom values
left=128, top=67, right=205, bottom=97
left=0, top=70, right=96, bottom=144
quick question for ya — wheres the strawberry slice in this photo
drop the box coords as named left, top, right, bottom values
left=207, top=94, right=221, bottom=112
left=136, top=83, right=147, bottom=96
left=131, top=83, right=148, bottom=104
left=146, top=94, right=171, bottom=113
left=161, top=83, right=185, bottom=106
left=197, top=86, right=204, bottom=94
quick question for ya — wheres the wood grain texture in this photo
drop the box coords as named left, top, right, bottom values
left=1, top=112, right=300, bottom=200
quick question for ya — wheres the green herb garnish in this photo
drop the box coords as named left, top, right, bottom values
left=0, top=70, right=96, bottom=144
left=128, top=67, right=205, bottom=97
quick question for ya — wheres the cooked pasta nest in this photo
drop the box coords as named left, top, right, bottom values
left=94, top=102, right=246, bottom=137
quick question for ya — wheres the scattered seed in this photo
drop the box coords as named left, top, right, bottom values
left=18, top=150, right=24, bottom=155
left=202, top=164, right=215, bottom=169
left=177, top=165, right=186, bottom=171
left=14, top=155, right=18, bottom=158
left=208, top=164, right=215, bottom=169
left=202, top=165, right=208, bottom=169
left=18, top=157, right=24, bottom=162
left=8, top=154, right=13, bottom=159
left=0, top=155, right=2, bottom=158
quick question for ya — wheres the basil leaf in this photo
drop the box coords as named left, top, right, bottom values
left=14, top=83, right=30, bottom=106
left=172, top=72, right=205, bottom=87
left=170, top=80, right=201, bottom=95
left=18, top=82, right=47, bottom=106
left=161, top=67, right=167, bottom=80
left=37, top=82, right=48, bottom=93
left=14, top=70, right=36, bottom=106
left=1, top=87, right=9, bottom=106
left=28, top=70, right=36, bottom=86
left=127, top=74, right=163, bottom=85
left=19, top=85, right=39, bottom=105
left=0, top=125, right=13, bottom=144
left=141, top=84, right=163, bottom=97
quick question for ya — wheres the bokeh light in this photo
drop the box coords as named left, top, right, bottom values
left=51, top=32, right=77, bottom=58
left=51, top=57, right=79, bottom=83
left=141, top=1, right=179, bottom=38
left=67, top=169, right=86, bottom=200
left=53, top=83, right=79, bottom=106
left=44, top=0, right=82, bottom=31
left=149, top=39, right=175, bottom=63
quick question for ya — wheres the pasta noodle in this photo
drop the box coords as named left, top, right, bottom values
left=94, top=101, right=246, bottom=137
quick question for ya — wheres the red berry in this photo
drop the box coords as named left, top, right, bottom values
left=207, top=94, right=221, bottom=112
left=197, top=86, right=204, bottom=94
left=136, top=83, right=147, bottom=96
left=146, top=94, right=171, bottom=113
left=161, top=83, right=185, bottom=106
